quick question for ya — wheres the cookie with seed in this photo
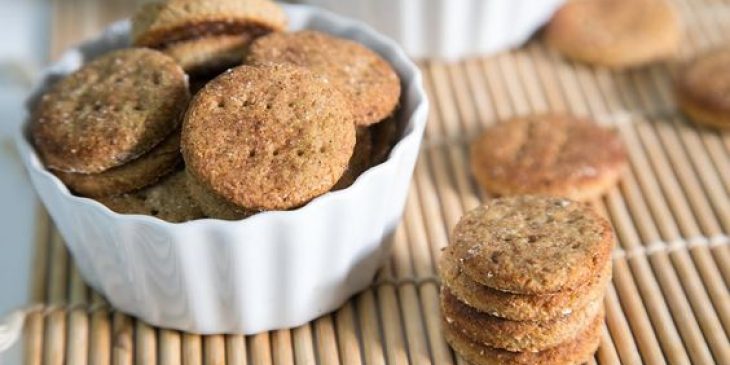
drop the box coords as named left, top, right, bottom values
left=545, top=0, right=681, bottom=68
left=185, top=170, right=253, bottom=220
left=470, top=115, right=627, bottom=201
left=441, top=287, right=602, bottom=352
left=450, top=196, right=614, bottom=294
left=675, top=47, right=730, bottom=129
left=440, top=244, right=612, bottom=321
left=443, top=306, right=603, bottom=365
left=246, top=30, right=401, bottom=126
left=98, top=171, right=204, bottom=223
left=32, top=48, right=189, bottom=174
left=182, top=64, right=356, bottom=211
left=54, top=132, right=182, bottom=197
left=132, top=0, right=287, bottom=74
left=333, top=127, right=373, bottom=190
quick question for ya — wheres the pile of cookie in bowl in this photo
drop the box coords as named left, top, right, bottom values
left=30, top=0, right=401, bottom=222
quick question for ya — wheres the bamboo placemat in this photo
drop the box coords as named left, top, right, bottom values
left=16, top=0, right=730, bottom=364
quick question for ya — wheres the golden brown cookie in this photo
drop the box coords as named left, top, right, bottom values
left=545, top=0, right=681, bottom=68
left=132, top=0, right=286, bottom=75
left=32, top=48, right=189, bottom=174
left=246, top=30, right=401, bottom=126
left=333, top=127, right=373, bottom=190
left=163, top=34, right=252, bottom=75
left=450, top=196, right=614, bottom=294
left=675, top=47, right=730, bottom=129
left=470, top=115, right=627, bottom=201
left=132, top=0, right=286, bottom=48
left=443, top=307, right=603, bottom=365
left=98, top=171, right=204, bottom=223
left=185, top=170, right=253, bottom=221
left=441, top=287, right=602, bottom=352
left=440, top=244, right=612, bottom=321
left=369, top=116, right=399, bottom=166
left=54, top=132, right=182, bottom=198
left=182, top=64, right=356, bottom=211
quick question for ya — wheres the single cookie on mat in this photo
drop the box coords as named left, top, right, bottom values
left=470, top=115, right=627, bottom=201
left=54, top=132, right=182, bottom=198
left=545, top=0, right=681, bottom=68
left=675, top=47, right=730, bottom=129
left=450, top=196, right=614, bottom=294
left=246, top=30, right=401, bottom=126
left=185, top=170, right=253, bottom=221
left=443, top=306, right=603, bottom=365
left=440, top=244, right=612, bottom=321
left=333, top=127, right=374, bottom=190
left=32, top=48, right=190, bottom=174
left=132, top=0, right=287, bottom=74
left=182, top=64, right=356, bottom=211
left=441, top=287, right=602, bottom=352
left=98, top=171, right=204, bottom=223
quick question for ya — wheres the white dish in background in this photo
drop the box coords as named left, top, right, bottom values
left=297, top=0, right=566, bottom=59
left=16, top=4, right=428, bottom=334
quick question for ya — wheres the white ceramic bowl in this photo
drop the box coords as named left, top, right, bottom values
left=296, top=0, right=566, bottom=59
left=16, top=4, right=428, bottom=334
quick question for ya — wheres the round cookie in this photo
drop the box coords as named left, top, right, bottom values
left=450, top=196, right=614, bottom=294
left=132, top=0, right=287, bottom=48
left=98, top=171, right=204, bottom=223
left=470, top=115, right=627, bottom=201
left=333, top=127, right=373, bottom=190
left=54, top=132, right=182, bottom=198
left=182, top=64, right=356, bottom=211
left=32, top=48, right=190, bottom=174
left=443, top=307, right=603, bottom=365
left=185, top=170, right=253, bottom=220
left=246, top=30, right=401, bottom=126
left=545, top=0, right=681, bottom=68
left=441, top=287, right=602, bottom=352
left=440, top=244, right=612, bottom=321
left=675, top=47, right=730, bottom=129
left=163, top=34, right=252, bottom=75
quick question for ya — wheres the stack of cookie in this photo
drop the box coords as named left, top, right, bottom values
left=675, top=46, right=730, bottom=130
left=31, top=0, right=402, bottom=222
left=439, top=196, right=614, bottom=365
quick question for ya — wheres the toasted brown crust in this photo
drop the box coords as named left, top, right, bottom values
left=185, top=170, right=253, bottom=221
left=470, top=115, right=627, bottom=201
left=441, top=287, right=602, bottom=352
left=182, top=64, right=356, bottom=211
left=333, top=127, right=373, bottom=190
left=450, top=196, right=615, bottom=294
left=440, top=244, right=612, bottom=321
left=54, top=132, right=182, bottom=197
left=443, top=307, right=603, bottom=365
left=675, top=47, right=730, bottom=129
left=163, top=34, right=252, bottom=75
left=97, top=171, right=204, bottom=223
left=246, top=30, right=401, bottom=126
left=132, top=0, right=287, bottom=48
left=545, top=0, right=681, bottom=68
left=32, top=48, right=190, bottom=174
